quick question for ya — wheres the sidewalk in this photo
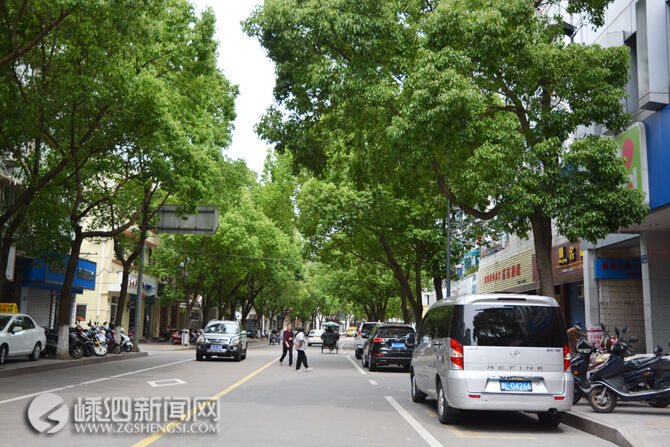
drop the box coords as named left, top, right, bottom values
left=563, top=400, right=670, bottom=447
left=0, top=351, right=148, bottom=378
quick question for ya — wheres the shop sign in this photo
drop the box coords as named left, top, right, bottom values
left=0, top=302, right=18, bottom=313
left=587, top=326, right=605, bottom=346
left=478, top=249, right=534, bottom=293
left=553, top=242, right=583, bottom=280
left=614, top=123, right=649, bottom=205
left=594, top=258, right=641, bottom=280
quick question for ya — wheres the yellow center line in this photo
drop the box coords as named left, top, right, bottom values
left=132, top=357, right=278, bottom=447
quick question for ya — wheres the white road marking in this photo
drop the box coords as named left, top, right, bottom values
left=110, top=359, right=191, bottom=378
left=385, top=396, right=443, bottom=447
left=369, top=380, right=378, bottom=385
left=0, top=358, right=193, bottom=406
left=0, top=387, right=67, bottom=405
left=80, top=377, right=110, bottom=385
left=345, top=355, right=367, bottom=375
left=147, top=378, right=186, bottom=387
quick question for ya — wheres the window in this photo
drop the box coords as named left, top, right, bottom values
left=454, top=305, right=567, bottom=348
left=110, top=296, right=119, bottom=322
left=9, top=316, right=24, bottom=331
left=23, top=316, right=35, bottom=329
left=378, top=326, right=414, bottom=338
left=75, top=304, right=87, bottom=322
left=432, top=305, right=454, bottom=339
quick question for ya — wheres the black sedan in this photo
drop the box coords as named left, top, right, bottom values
left=362, top=324, right=415, bottom=371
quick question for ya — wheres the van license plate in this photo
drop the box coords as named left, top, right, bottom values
left=500, top=381, right=532, bottom=392
left=392, top=343, right=405, bottom=348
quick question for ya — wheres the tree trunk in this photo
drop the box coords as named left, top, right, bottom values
left=56, top=225, right=84, bottom=358
left=530, top=208, right=555, bottom=297
left=433, top=276, right=443, bottom=301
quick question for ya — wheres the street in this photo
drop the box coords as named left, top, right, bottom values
left=0, top=339, right=616, bottom=447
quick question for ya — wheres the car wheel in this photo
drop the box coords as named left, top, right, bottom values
left=355, top=349, right=361, bottom=359
left=587, top=386, right=617, bottom=413
left=369, top=358, right=377, bottom=372
left=308, top=343, right=312, bottom=347
left=241, top=347, right=247, bottom=360
left=28, top=342, right=41, bottom=361
left=411, top=372, right=426, bottom=403
left=0, top=345, right=7, bottom=365
left=437, top=380, right=458, bottom=424
left=196, top=352, right=203, bottom=361
left=234, top=350, right=241, bottom=362
left=537, top=412, right=561, bottom=427
left=362, top=352, right=369, bottom=368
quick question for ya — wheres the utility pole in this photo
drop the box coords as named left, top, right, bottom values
left=132, top=235, right=146, bottom=351
left=446, top=199, right=451, bottom=298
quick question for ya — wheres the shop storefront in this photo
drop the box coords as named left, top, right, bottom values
left=552, top=242, right=585, bottom=327
left=19, top=256, right=96, bottom=328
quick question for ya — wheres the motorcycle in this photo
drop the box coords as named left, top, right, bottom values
left=117, top=327, right=133, bottom=352
left=44, top=328, right=86, bottom=359
left=587, top=336, right=670, bottom=412
left=101, top=322, right=122, bottom=354
left=170, top=328, right=182, bottom=345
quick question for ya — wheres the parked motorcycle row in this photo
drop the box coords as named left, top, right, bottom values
left=45, top=321, right=133, bottom=358
left=571, top=324, right=670, bottom=413
left=169, top=328, right=199, bottom=345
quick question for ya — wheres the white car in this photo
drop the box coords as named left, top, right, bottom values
left=0, top=313, right=46, bottom=365
left=308, top=329, right=324, bottom=346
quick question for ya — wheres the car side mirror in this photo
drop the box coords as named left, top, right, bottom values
left=406, top=333, right=416, bottom=345
left=12, top=326, right=22, bottom=333
left=362, top=334, right=368, bottom=339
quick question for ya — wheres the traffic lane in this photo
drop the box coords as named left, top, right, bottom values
left=0, top=344, right=277, bottom=446
left=151, top=344, right=429, bottom=447
left=0, top=349, right=193, bottom=404
left=362, top=357, right=615, bottom=447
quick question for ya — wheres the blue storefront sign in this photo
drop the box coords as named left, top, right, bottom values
left=594, top=258, right=642, bottom=280
left=23, top=255, right=96, bottom=293
left=643, top=105, right=670, bottom=210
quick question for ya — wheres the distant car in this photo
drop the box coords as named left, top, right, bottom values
left=362, top=323, right=415, bottom=371
left=245, top=330, right=257, bottom=339
left=346, top=327, right=357, bottom=337
left=308, top=329, right=324, bottom=346
left=0, top=313, right=46, bottom=365
left=196, top=320, right=247, bottom=361
left=355, top=321, right=381, bottom=359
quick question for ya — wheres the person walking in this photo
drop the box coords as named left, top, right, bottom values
left=279, top=323, right=294, bottom=366
left=294, top=326, right=312, bottom=372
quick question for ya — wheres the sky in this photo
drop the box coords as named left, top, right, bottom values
left=193, top=1, right=276, bottom=174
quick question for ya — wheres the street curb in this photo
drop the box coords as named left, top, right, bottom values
left=562, top=411, right=638, bottom=447
left=0, top=351, right=149, bottom=378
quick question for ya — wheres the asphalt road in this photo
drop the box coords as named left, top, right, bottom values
left=0, top=338, right=615, bottom=446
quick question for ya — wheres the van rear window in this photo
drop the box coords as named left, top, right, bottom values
left=456, top=305, right=566, bottom=348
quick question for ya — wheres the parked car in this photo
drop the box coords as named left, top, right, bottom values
left=409, top=294, right=572, bottom=428
left=0, top=313, right=46, bottom=365
left=196, top=320, right=247, bottom=361
left=355, top=321, right=381, bottom=359
left=362, top=323, right=415, bottom=371
left=346, top=326, right=357, bottom=337
left=308, top=329, right=324, bottom=346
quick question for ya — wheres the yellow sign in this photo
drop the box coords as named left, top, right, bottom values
left=0, top=302, right=18, bottom=313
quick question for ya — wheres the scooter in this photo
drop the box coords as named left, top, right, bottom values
left=170, top=329, right=182, bottom=345
left=44, top=328, right=86, bottom=359
left=101, top=322, right=122, bottom=354
left=587, top=337, right=670, bottom=412
left=117, top=327, right=133, bottom=352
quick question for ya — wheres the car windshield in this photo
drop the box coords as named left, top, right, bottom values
left=361, top=323, right=377, bottom=334
left=0, top=315, right=11, bottom=331
left=461, top=304, right=566, bottom=347
left=204, top=323, right=238, bottom=334
left=378, top=326, right=413, bottom=338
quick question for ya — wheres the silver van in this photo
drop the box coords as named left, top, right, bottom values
left=409, top=294, right=573, bottom=427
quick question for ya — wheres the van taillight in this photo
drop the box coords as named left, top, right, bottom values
left=450, top=338, right=464, bottom=370
left=563, top=343, right=571, bottom=371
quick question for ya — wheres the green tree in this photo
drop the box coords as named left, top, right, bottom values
left=245, top=0, right=647, bottom=298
